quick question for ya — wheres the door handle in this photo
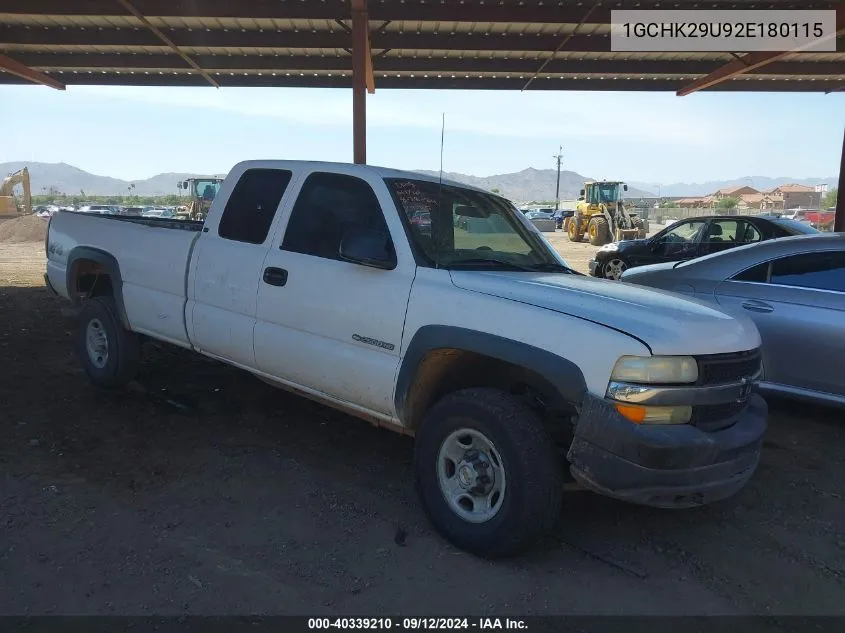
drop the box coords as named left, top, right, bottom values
left=262, top=267, right=288, bottom=287
left=741, top=299, right=773, bottom=313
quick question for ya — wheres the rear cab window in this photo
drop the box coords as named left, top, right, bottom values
left=218, top=168, right=293, bottom=244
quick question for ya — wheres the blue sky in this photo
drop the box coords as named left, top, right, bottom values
left=1, top=84, right=842, bottom=183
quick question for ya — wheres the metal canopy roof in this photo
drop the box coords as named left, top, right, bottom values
left=1, top=0, right=844, bottom=93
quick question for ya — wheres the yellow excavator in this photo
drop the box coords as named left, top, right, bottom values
left=566, top=180, right=646, bottom=246
left=0, top=167, right=32, bottom=219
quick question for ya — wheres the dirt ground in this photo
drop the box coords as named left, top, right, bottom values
left=1, top=239, right=844, bottom=618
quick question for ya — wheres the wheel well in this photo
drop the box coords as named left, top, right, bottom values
left=404, top=348, right=576, bottom=442
left=70, top=258, right=114, bottom=301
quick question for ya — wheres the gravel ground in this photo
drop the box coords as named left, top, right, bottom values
left=1, top=240, right=844, bottom=618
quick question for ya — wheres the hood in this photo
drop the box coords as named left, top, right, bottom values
left=604, top=238, right=650, bottom=253
left=449, top=270, right=760, bottom=356
left=620, top=260, right=678, bottom=279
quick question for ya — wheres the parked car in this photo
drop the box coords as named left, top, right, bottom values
left=78, top=204, right=120, bottom=215
left=141, top=208, right=176, bottom=219
left=554, top=209, right=575, bottom=229
left=589, top=214, right=819, bottom=280
left=45, top=160, right=767, bottom=557
left=121, top=206, right=145, bottom=217
left=620, top=233, right=845, bottom=408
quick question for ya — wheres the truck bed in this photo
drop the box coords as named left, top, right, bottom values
left=46, top=210, right=202, bottom=348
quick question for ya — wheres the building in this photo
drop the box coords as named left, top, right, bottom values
left=738, top=192, right=780, bottom=210
left=711, top=185, right=759, bottom=201
left=677, top=197, right=715, bottom=209
left=765, top=184, right=822, bottom=210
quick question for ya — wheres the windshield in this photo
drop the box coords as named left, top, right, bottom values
left=385, top=178, right=572, bottom=271
left=193, top=179, right=221, bottom=200
left=589, top=183, right=620, bottom=204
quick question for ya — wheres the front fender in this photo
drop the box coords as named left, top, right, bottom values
left=394, top=325, right=587, bottom=424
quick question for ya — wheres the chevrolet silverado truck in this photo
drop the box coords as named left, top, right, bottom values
left=45, top=161, right=767, bottom=557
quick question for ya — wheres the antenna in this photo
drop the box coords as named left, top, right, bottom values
left=553, top=145, right=563, bottom=211
left=439, top=112, right=445, bottom=185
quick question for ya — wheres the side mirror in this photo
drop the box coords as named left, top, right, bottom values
left=623, top=184, right=628, bottom=192
left=339, top=228, right=396, bottom=270
left=579, top=189, right=585, bottom=197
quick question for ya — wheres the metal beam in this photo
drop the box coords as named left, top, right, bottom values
left=1, top=0, right=841, bottom=24
left=677, top=8, right=845, bottom=96
left=114, top=0, right=218, bottom=87
left=522, top=0, right=601, bottom=91
left=351, top=0, right=370, bottom=164
left=13, top=52, right=845, bottom=78
left=0, top=53, right=65, bottom=89
left=835, top=126, right=845, bottom=232
left=0, top=25, right=620, bottom=52
left=3, top=72, right=843, bottom=93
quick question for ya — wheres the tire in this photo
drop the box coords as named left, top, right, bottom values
left=567, top=215, right=583, bottom=242
left=587, top=216, right=611, bottom=246
left=414, top=388, right=562, bottom=557
left=601, top=256, right=629, bottom=281
left=76, top=297, right=140, bottom=389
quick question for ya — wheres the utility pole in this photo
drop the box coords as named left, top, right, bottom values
left=553, top=145, right=563, bottom=211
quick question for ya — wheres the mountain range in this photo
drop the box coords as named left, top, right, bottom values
left=2, top=161, right=837, bottom=202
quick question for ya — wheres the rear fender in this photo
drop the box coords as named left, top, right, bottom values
left=66, top=246, right=129, bottom=328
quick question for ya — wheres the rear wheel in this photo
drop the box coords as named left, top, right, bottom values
left=587, top=216, right=611, bottom=246
left=414, top=388, right=562, bottom=557
left=76, top=297, right=140, bottom=389
left=602, top=256, right=629, bottom=281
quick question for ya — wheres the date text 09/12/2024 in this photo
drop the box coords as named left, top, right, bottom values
left=307, top=618, right=528, bottom=630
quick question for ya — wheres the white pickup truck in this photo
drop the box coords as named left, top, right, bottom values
left=45, top=160, right=767, bottom=556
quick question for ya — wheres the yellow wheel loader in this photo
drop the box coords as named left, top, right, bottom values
left=176, top=177, right=223, bottom=221
left=0, top=167, right=32, bottom=219
left=568, top=180, right=647, bottom=246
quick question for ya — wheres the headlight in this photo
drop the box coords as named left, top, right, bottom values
left=610, top=355, right=698, bottom=384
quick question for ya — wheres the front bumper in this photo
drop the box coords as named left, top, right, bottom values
left=588, top=259, right=601, bottom=276
left=567, top=392, right=767, bottom=508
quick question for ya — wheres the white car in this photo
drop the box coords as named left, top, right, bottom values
left=140, top=208, right=176, bottom=219
left=44, top=160, right=767, bottom=556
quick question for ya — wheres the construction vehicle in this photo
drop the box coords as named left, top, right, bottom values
left=0, top=167, right=32, bottom=219
left=176, top=177, right=223, bottom=221
left=566, top=180, right=647, bottom=246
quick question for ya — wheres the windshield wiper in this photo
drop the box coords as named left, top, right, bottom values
left=520, top=262, right=580, bottom=274
left=446, top=257, right=537, bottom=271
left=447, top=258, right=578, bottom=274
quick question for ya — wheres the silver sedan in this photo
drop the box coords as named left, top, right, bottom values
left=620, top=233, right=845, bottom=409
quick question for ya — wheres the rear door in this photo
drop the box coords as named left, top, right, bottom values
left=715, top=249, right=845, bottom=397
left=187, top=167, right=296, bottom=369
left=254, top=170, right=416, bottom=415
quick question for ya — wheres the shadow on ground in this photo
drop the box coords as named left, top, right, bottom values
left=1, top=285, right=844, bottom=617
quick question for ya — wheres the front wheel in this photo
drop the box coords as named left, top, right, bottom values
left=414, top=388, right=562, bottom=557
left=601, top=256, right=629, bottom=281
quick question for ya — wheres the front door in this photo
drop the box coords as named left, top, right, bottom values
left=254, top=170, right=416, bottom=415
left=187, top=167, right=295, bottom=369
left=634, top=219, right=707, bottom=266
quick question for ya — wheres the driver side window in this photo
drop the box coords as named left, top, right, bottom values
left=281, top=172, right=392, bottom=263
